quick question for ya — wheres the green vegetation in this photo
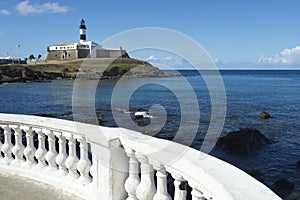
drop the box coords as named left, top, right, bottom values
left=103, top=65, right=132, bottom=76
left=61, top=68, right=69, bottom=73
left=28, top=54, right=35, bottom=62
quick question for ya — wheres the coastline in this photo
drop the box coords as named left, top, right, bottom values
left=0, top=58, right=175, bottom=84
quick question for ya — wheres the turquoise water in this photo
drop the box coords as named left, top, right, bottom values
left=0, top=70, right=299, bottom=198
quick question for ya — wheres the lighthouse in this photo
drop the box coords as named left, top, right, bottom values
left=79, top=19, right=87, bottom=43
left=46, top=19, right=130, bottom=60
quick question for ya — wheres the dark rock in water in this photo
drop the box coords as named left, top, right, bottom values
left=216, top=128, right=273, bottom=154
left=248, top=170, right=262, bottom=179
left=128, top=107, right=143, bottom=112
left=296, top=160, right=300, bottom=168
left=274, top=178, right=294, bottom=190
left=259, top=111, right=271, bottom=119
left=33, top=113, right=56, bottom=118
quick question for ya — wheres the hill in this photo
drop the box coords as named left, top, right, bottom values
left=0, top=58, right=169, bottom=84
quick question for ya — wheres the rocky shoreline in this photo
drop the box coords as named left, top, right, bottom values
left=0, top=58, right=174, bottom=84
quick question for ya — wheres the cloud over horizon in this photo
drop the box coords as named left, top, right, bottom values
left=145, top=55, right=188, bottom=68
left=0, top=9, right=11, bottom=15
left=258, top=45, right=300, bottom=65
left=16, top=1, right=70, bottom=15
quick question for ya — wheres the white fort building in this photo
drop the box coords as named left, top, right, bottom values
left=46, top=19, right=129, bottom=60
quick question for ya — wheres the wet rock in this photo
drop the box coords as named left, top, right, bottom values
left=128, top=107, right=143, bottom=112
left=296, top=160, right=300, bottom=168
left=274, top=178, right=294, bottom=190
left=248, top=170, right=262, bottom=179
left=216, top=128, right=273, bottom=154
left=134, top=111, right=151, bottom=119
left=259, top=111, right=271, bottom=119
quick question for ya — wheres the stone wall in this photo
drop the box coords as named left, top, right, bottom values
left=78, top=49, right=90, bottom=58
left=46, top=49, right=129, bottom=60
left=46, top=50, right=78, bottom=60
left=96, top=49, right=130, bottom=58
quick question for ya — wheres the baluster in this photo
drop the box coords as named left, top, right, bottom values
left=11, top=126, right=25, bottom=166
left=124, top=148, right=140, bottom=200
left=0, top=126, right=3, bottom=159
left=23, top=127, right=37, bottom=167
left=172, top=174, right=187, bottom=200
left=77, top=137, right=92, bottom=184
left=45, top=130, right=58, bottom=172
left=55, top=133, right=68, bottom=176
left=136, top=154, right=156, bottom=200
left=89, top=154, right=97, bottom=186
left=191, top=186, right=205, bottom=200
left=34, top=129, right=47, bottom=169
left=1, top=126, right=13, bottom=165
left=153, top=165, right=171, bottom=200
left=65, top=135, right=79, bottom=179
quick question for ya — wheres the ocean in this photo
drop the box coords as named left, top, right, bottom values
left=0, top=70, right=299, bottom=198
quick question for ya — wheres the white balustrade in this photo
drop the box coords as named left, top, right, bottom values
left=34, top=129, right=47, bottom=169
left=11, top=126, right=25, bottom=166
left=1, top=126, right=13, bottom=165
left=136, top=154, right=156, bottom=200
left=45, top=130, right=58, bottom=172
left=172, top=175, right=187, bottom=200
left=65, top=135, right=79, bottom=179
left=55, top=133, right=68, bottom=176
left=0, top=127, right=3, bottom=159
left=0, top=114, right=282, bottom=200
left=191, top=187, right=205, bottom=200
left=23, top=127, right=37, bottom=167
left=77, top=137, right=92, bottom=184
left=124, top=148, right=140, bottom=200
left=153, top=165, right=171, bottom=200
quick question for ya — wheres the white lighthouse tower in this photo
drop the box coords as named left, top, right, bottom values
left=79, top=19, right=87, bottom=43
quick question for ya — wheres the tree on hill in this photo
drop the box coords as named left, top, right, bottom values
left=37, top=54, right=42, bottom=62
left=29, top=54, right=35, bottom=62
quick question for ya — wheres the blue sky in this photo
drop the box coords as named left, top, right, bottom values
left=1, top=0, right=300, bottom=69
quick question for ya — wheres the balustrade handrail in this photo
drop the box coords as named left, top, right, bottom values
left=0, top=113, right=281, bottom=200
left=0, top=113, right=121, bottom=147
left=119, top=129, right=282, bottom=200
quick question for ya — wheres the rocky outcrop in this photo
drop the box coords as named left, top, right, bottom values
left=248, top=170, right=262, bottom=179
left=274, top=178, right=294, bottom=190
left=216, top=128, right=273, bottom=154
left=259, top=111, right=271, bottom=119
left=0, top=67, right=65, bottom=83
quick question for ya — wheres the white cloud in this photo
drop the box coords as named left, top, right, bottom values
left=16, top=1, right=70, bottom=15
left=145, top=55, right=158, bottom=61
left=258, top=45, right=300, bottom=65
left=145, top=55, right=189, bottom=69
left=0, top=9, right=11, bottom=15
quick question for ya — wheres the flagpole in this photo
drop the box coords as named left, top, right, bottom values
left=17, top=44, right=20, bottom=64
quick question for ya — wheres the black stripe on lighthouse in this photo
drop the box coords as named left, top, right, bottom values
left=80, top=34, right=86, bottom=40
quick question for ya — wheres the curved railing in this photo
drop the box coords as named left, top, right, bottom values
left=0, top=113, right=281, bottom=200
